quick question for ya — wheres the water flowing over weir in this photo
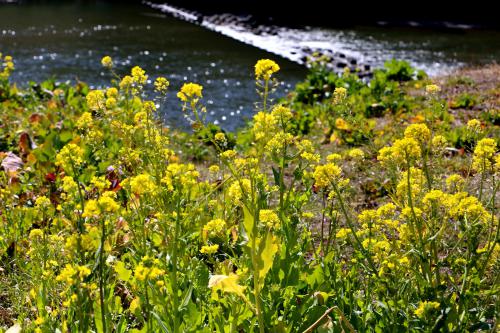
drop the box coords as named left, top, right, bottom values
left=144, top=1, right=374, bottom=78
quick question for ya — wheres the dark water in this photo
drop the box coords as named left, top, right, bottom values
left=0, top=2, right=306, bottom=130
left=1, top=2, right=499, bottom=130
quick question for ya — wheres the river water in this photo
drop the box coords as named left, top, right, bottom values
left=1, top=2, right=499, bottom=130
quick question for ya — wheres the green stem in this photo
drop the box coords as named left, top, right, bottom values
left=99, top=218, right=107, bottom=333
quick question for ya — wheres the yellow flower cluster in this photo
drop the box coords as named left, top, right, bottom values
left=1, top=54, right=14, bottom=79
left=414, top=301, right=440, bottom=318
left=467, top=119, right=482, bottom=133
left=425, top=84, right=441, bottom=94
left=129, top=173, right=157, bottom=195
left=404, top=123, right=431, bottom=143
left=271, top=105, right=292, bottom=122
left=252, top=112, right=277, bottom=140
left=161, top=163, right=200, bottom=191
left=255, top=59, right=280, bottom=80
left=76, top=112, right=93, bottom=129
left=86, top=90, right=105, bottom=110
left=101, top=56, right=113, bottom=68
left=332, top=87, right=347, bottom=104
left=200, top=244, right=219, bottom=255
left=177, top=82, right=203, bottom=102
left=259, top=209, right=280, bottom=229
left=131, top=66, right=147, bottom=86
left=56, top=264, right=91, bottom=285
left=154, top=77, right=170, bottom=94
left=313, top=163, right=342, bottom=188
left=472, top=138, right=497, bottom=172
left=55, top=143, right=84, bottom=172
left=228, top=179, right=251, bottom=205
left=265, top=131, right=294, bottom=153
left=203, top=219, right=226, bottom=237
left=135, top=263, right=165, bottom=282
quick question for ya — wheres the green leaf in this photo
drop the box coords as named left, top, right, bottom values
left=114, top=261, right=131, bottom=282
left=243, top=206, right=255, bottom=241
left=257, top=230, right=278, bottom=285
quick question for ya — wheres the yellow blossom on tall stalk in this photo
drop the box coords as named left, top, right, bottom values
left=131, top=66, right=147, bottom=85
left=254, top=59, right=280, bottom=80
left=76, top=112, right=93, bottom=129
left=154, top=77, right=170, bottom=94
left=404, top=123, right=431, bottom=143
left=271, top=104, right=292, bottom=122
left=425, top=84, right=441, bottom=95
left=259, top=209, right=280, bottom=229
left=252, top=112, right=277, bottom=140
left=86, top=90, right=105, bottom=110
left=55, top=143, right=84, bottom=172
left=332, top=87, right=347, bottom=104
left=177, top=82, right=203, bottom=103
left=200, top=244, right=219, bottom=255
left=467, top=119, right=482, bottom=133
left=313, top=163, right=342, bottom=188
left=472, top=138, right=497, bottom=172
left=414, top=301, right=440, bottom=319
left=101, top=56, right=113, bottom=69
left=129, top=173, right=157, bottom=195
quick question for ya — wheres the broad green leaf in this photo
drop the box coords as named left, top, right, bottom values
left=114, top=261, right=131, bottom=282
left=243, top=206, right=255, bottom=241
left=257, top=231, right=278, bottom=285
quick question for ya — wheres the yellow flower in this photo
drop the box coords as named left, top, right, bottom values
left=347, top=148, right=364, bottom=160
left=336, top=228, right=350, bottom=239
left=252, top=112, right=277, bottom=140
left=86, top=90, right=105, bottom=110
left=404, top=124, right=431, bottom=143
left=431, top=135, right=447, bottom=152
left=82, top=199, right=100, bottom=218
left=332, top=87, right=347, bottom=104
left=467, top=119, right=482, bottom=133
left=203, top=219, right=226, bottom=236
left=335, top=118, right=350, bottom=130
left=271, top=105, right=292, bottom=122
left=105, top=97, right=117, bottom=109
left=101, top=56, right=113, bottom=68
left=131, top=66, right=147, bottom=85
left=76, top=112, right=93, bottom=129
left=98, top=192, right=120, bottom=213
left=119, top=75, right=133, bottom=91
left=129, top=174, right=157, bottom=195
left=228, top=179, right=251, bottom=205
left=29, top=229, right=44, bottom=240
left=35, top=196, right=51, bottom=209
left=326, top=153, right=342, bottom=162
left=425, top=84, right=441, bottom=94
left=177, top=82, right=203, bottom=102
left=55, top=143, right=84, bottom=172
left=106, top=87, right=118, bottom=98
left=154, top=77, right=170, bottom=94
left=255, top=59, right=280, bottom=80
left=220, top=149, right=237, bottom=160
left=200, top=244, right=219, bottom=255
left=313, top=163, right=342, bottom=188
left=259, top=209, right=280, bottom=229
left=472, top=138, right=497, bottom=172
left=414, top=301, right=440, bottom=319
left=265, top=131, right=294, bottom=154
left=392, top=137, right=421, bottom=161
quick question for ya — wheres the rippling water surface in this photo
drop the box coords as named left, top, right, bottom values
left=0, top=2, right=305, bottom=130
left=1, top=2, right=499, bottom=130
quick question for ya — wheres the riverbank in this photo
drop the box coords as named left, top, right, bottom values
left=1, top=53, right=499, bottom=331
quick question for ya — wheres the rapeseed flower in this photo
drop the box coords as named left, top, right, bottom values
left=255, top=59, right=280, bottom=80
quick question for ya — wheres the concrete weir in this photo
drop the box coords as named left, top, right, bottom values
left=144, top=1, right=373, bottom=78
